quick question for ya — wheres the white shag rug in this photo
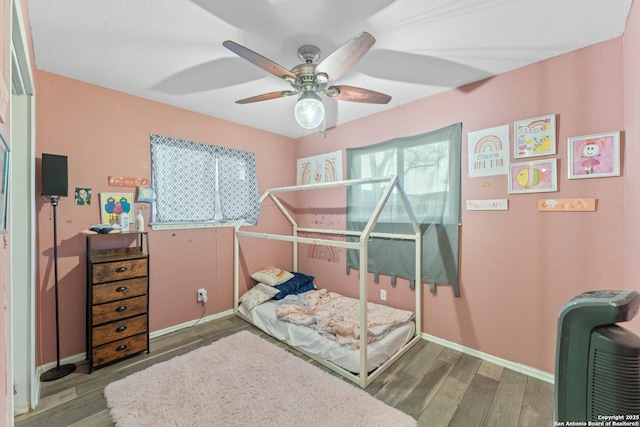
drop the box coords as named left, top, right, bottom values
left=104, top=330, right=417, bottom=427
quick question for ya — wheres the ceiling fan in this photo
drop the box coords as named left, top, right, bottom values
left=223, top=32, right=391, bottom=129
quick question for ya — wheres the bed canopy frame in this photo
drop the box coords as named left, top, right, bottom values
left=233, top=176, right=423, bottom=388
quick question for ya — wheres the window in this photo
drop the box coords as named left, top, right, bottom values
left=150, top=134, right=260, bottom=229
left=346, top=123, right=461, bottom=292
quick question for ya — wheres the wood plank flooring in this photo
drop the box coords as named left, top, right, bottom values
left=15, top=315, right=553, bottom=427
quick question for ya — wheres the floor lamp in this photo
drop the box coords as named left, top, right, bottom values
left=40, top=154, right=76, bottom=382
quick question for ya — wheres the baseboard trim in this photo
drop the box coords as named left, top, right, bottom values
left=37, top=313, right=554, bottom=386
left=37, top=310, right=235, bottom=374
left=421, top=332, right=554, bottom=384
left=37, top=354, right=86, bottom=376
left=149, top=309, right=234, bottom=340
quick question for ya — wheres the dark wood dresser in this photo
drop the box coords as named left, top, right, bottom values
left=86, top=232, right=149, bottom=372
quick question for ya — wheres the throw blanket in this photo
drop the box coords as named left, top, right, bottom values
left=276, top=289, right=415, bottom=349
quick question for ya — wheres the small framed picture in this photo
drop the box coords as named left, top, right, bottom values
left=567, top=131, right=620, bottom=179
left=514, top=114, right=556, bottom=158
left=508, top=158, right=558, bottom=194
left=100, top=192, right=134, bottom=224
left=75, top=187, right=92, bottom=205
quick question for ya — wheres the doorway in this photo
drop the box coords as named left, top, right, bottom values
left=10, top=0, right=37, bottom=416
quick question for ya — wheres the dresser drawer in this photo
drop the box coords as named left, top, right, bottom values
left=92, top=333, right=148, bottom=368
left=92, top=277, right=147, bottom=304
left=92, top=295, right=147, bottom=325
left=92, top=314, right=147, bottom=347
left=92, top=258, right=148, bottom=284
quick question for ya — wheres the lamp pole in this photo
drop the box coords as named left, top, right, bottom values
left=40, top=195, right=76, bottom=382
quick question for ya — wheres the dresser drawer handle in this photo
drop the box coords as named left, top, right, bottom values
left=115, top=345, right=127, bottom=351
left=115, top=267, right=128, bottom=273
left=115, top=326, right=127, bottom=333
left=115, top=286, right=128, bottom=292
left=115, top=305, right=127, bottom=312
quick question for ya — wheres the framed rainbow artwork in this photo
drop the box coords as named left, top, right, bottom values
left=467, top=125, right=510, bottom=178
left=296, top=150, right=343, bottom=185
left=514, top=114, right=556, bottom=158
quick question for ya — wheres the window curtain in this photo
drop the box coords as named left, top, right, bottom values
left=346, top=123, right=461, bottom=291
left=150, top=134, right=260, bottom=224
left=217, top=148, right=260, bottom=221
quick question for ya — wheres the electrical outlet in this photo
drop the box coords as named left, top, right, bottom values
left=197, top=288, right=208, bottom=302
left=380, top=289, right=387, bottom=301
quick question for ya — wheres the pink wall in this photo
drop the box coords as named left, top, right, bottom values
left=30, top=3, right=640, bottom=379
left=34, top=71, right=295, bottom=364
left=624, top=0, right=640, bottom=338
left=295, top=38, right=631, bottom=374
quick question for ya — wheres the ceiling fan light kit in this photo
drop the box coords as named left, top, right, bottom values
left=223, top=32, right=391, bottom=130
left=294, top=90, right=325, bottom=129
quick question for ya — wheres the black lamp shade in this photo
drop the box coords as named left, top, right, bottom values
left=42, top=154, right=68, bottom=197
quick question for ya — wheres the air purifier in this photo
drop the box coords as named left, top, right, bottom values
left=554, top=289, right=640, bottom=423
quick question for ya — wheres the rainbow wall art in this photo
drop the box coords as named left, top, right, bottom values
left=297, top=150, right=343, bottom=185
left=467, top=125, right=510, bottom=177
left=307, top=244, right=340, bottom=263
left=514, top=114, right=556, bottom=158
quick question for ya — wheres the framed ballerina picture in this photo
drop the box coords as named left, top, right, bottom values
left=567, top=131, right=620, bottom=179
left=508, top=159, right=558, bottom=194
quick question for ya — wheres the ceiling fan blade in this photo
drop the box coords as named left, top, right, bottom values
left=235, top=90, right=295, bottom=104
left=223, top=40, right=297, bottom=81
left=328, top=85, right=391, bottom=104
left=315, top=32, right=375, bottom=81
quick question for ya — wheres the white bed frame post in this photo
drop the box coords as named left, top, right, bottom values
left=357, top=176, right=399, bottom=385
left=395, top=177, right=423, bottom=338
left=234, top=176, right=424, bottom=388
left=358, top=234, right=368, bottom=383
left=233, top=221, right=242, bottom=313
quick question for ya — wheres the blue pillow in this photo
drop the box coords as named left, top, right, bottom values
left=274, top=272, right=315, bottom=300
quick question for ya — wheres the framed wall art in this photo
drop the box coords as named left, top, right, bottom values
left=567, top=131, right=620, bottom=179
left=467, top=125, right=510, bottom=177
left=297, top=150, right=343, bottom=184
left=0, top=129, right=8, bottom=233
left=75, top=187, right=92, bottom=205
left=508, top=158, right=557, bottom=194
left=100, top=192, right=134, bottom=224
left=514, top=114, right=556, bottom=158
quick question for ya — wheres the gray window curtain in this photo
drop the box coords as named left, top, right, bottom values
left=150, top=134, right=260, bottom=224
left=346, top=123, right=461, bottom=292
left=217, top=150, right=260, bottom=220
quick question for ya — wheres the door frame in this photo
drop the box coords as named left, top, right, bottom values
left=10, top=0, right=37, bottom=416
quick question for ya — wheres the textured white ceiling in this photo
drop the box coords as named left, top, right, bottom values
left=27, top=0, right=633, bottom=138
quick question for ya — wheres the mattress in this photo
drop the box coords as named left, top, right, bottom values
left=238, top=296, right=416, bottom=374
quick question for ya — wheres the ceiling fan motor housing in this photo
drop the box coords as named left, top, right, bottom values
left=291, top=63, right=320, bottom=91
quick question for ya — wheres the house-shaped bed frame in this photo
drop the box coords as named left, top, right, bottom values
left=233, top=176, right=423, bottom=387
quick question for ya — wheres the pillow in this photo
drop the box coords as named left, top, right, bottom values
left=137, top=186, right=154, bottom=203
left=250, top=267, right=294, bottom=287
left=273, top=272, right=315, bottom=300
left=239, top=283, right=279, bottom=310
